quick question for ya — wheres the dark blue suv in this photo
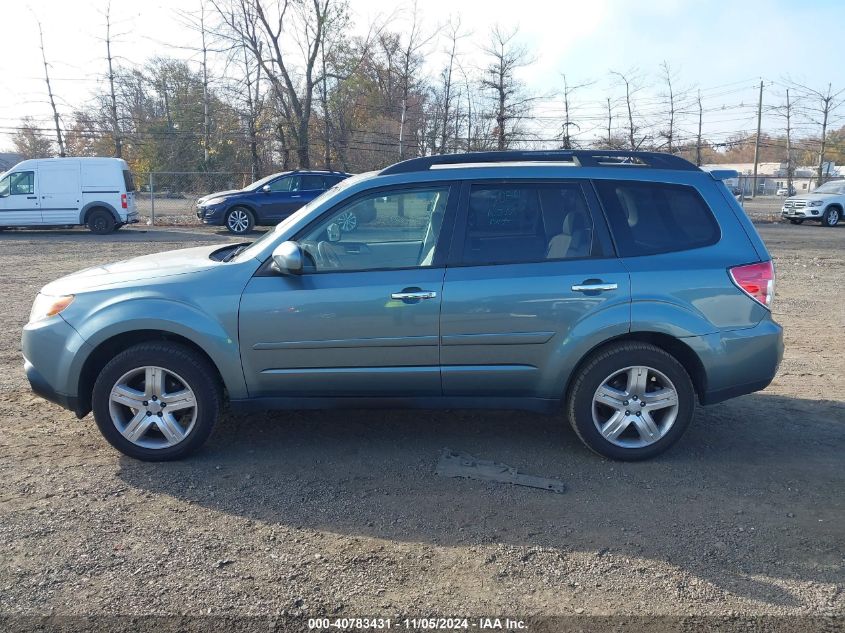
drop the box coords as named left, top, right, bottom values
left=197, top=170, right=352, bottom=234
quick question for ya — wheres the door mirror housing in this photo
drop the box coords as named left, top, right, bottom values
left=271, top=241, right=304, bottom=275
left=261, top=184, right=271, bottom=193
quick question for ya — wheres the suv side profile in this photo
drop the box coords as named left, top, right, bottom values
left=197, top=170, right=352, bottom=234
left=23, top=151, right=783, bottom=462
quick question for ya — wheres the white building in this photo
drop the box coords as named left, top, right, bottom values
left=703, top=161, right=841, bottom=195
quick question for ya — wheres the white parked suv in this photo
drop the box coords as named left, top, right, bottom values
left=781, top=181, right=845, bottom=227
left=0, top=157, right=138, bottom=234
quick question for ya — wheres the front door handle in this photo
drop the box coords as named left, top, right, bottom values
left=27, top=196, right=37, bottom=199
left=391, top=290, right=437, bottom=301
left=571, top=281, right=618, bottom=293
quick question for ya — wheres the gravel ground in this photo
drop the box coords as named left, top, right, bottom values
left=0, top=223, right=842, bottom=625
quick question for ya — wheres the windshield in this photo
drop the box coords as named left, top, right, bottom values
left=231, top=172, right=373, bottom=262
left=812, top=181, right=845, bottom=194
left=245, top=172, right=287, bottom=191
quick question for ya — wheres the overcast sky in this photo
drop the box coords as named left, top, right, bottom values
left=1, top=0, right=844, bottom=151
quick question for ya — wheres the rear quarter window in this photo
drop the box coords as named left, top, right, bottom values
left=594, top=180, right=720, bottom=257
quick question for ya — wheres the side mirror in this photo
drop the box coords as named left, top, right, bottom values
left=271, top=241, right=304, bottom=275
left=262, top=184, right=271, bottom=193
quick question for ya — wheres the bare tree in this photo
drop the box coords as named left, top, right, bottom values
left=658, top=61, right=688, bottom=153
left=481, top=25, right=532, bottom=151
left=437, top=16, right=468, bottom=154
left=610, top=68, right=646, bottom=150
left=559, top=74, right=592, bottom=149
left=790, top=81, right=845, bottom=185
left=36, top=18, right=64, bottom=156
left=773, top=89, right=795, bottom=195
left=213, top=0, right=344, bottom=168
left=396, top=2, right=435, bottom=160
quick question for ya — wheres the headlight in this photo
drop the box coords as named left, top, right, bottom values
left=202, top=197, right=228, bottom=207
left=29, top=294, right=74, bottom=323
left=809, top=200, right=824, bottom=207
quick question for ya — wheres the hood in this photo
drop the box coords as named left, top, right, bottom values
left=787, top=192, right=837, bottom=202
left=41, top=244, right=225, bottom=295
left=198, top=189, right=243, bottom=204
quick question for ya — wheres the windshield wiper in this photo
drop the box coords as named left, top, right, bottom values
left=223, top=243, right=250, bottom=262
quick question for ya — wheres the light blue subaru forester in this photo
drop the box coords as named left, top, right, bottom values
left=22, top=151, right=783, bottom=461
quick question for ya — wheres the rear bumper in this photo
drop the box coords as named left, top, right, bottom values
left=687, top=318, right=784, bottom=405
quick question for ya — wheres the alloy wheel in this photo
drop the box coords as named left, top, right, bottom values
left=591, top=365, right=680, bottom=448
left=108, top=366, right=198, bottom=449
left=336, top=210, right=358, bottom=232
left=826, top=208, right=839, bottom=226
left=227, top=209, right=250, bottom=233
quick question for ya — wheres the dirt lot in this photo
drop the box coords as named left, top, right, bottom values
left=0, top=223, right=842, bottom=625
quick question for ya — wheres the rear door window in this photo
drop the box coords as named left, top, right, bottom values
left=300, top=175, right=325, bottom=191
left=458, top=182, right=600, bottom=265
left=594, top=180, right=720, bottom=257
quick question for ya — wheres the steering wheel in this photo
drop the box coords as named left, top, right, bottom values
left=317, top=241, right=342, bottom=268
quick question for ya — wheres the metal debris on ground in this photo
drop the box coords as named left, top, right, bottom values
left=436, top=449, right=566, bottom=494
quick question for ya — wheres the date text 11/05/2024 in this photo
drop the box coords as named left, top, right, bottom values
left=308, top=617, right=528, bottom=630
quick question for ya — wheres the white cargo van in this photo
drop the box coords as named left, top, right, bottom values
left=0, top=157, right=138, bottom=234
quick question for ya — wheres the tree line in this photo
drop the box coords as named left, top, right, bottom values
left=10, top=0, right=845, bottom=187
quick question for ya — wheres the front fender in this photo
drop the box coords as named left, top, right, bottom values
left=68, top=297, right=248, bottom=399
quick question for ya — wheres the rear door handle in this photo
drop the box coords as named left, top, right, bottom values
left=391, top=290, right=437, bottom=301
left=27, top=196, right=37, bottom=199
left=571, top=282, right=618, bottom=293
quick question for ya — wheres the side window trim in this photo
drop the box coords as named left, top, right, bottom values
left=277, top=181, right=460, bottom=275
left=446, top=178, right=617, bottom=268
left=9, top=171, right=35, bottom=196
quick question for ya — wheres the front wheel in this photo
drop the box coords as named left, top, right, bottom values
left=91, top=342, right=222, bottom=460
left=566, top=342, right=695, bottom=460
left=821, top=207, right=840, bottom=227
left=225, top=207, right=255, bottom=234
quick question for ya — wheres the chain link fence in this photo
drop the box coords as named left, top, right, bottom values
left=133, top=172, right=252, bottom=225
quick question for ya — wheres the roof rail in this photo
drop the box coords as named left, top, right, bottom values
left=379, top=150, right=700, bottom=175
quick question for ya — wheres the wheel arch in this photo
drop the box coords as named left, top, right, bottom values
left=562, top=331, right=707, bottom=406
left=80, top=202, right=120, bottom=225
left=76, top=329, right=227, bottom=418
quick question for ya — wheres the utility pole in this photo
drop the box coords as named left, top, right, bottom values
left=696, top=89, right=703, bottom=166
left=200, top=4, right=210, bottom=167
left=785, top=89, right=793, bottom=197
left=606, top=98, right=612, bottom=148
left=751, top=79, right=763, bottom=198
left=105, top=3, right=122, bottom=158
left=37, top=19, right=64, bottom=157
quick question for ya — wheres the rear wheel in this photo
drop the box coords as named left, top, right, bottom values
left=789, top=218, right=804, bottom=225
left=566, top=342, right=695, bottom=460
left=225, top=206, right=255, bottom=234
left=86, top=209, right=116, bottom=234
left=821, top=207, right=840, bottom=227
left=92, top=342, right=221, bottom=461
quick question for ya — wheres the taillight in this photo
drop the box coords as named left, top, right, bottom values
left=729, top=261, right=775, bottom=309
left=121, top=193, right=128, bottom=209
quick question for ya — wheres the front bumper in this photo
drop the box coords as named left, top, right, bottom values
left=781, top=207, right=822, bottom=219
left=197, top=205, right=225, bottom=225
left=22, top=315, right=91, bottom=417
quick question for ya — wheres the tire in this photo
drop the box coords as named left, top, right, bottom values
left=225, top=207, right=255, bottom=234
left=821, top=207, right=840, bottom=227
left=86, top=208, right=116, bottom=235
left=566, top=342, right=695, bottom=461
left=789, top=219, right=804, bottom=225
left=91, top=342, right=222, bottom=461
